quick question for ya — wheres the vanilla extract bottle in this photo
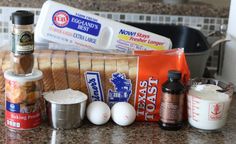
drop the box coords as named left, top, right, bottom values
left=159, top=70, right=185, bottom=130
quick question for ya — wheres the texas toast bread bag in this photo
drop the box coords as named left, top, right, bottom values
left=134, top=49, right=190, bottom=121
left=0, top=49, right=190, bottom=121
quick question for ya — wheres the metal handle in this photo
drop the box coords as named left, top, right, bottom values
left=207, top=24, right=227, bottom=37
left=210, top=37, right=230, bottom=49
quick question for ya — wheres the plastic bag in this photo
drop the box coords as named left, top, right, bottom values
left=0, top=48, right=190, bottom=121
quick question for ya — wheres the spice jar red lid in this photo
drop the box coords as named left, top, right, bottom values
left=12, top=10, right=34, bottom=25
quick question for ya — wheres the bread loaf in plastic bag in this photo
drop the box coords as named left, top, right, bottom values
left=0, top=49, right=190, bottom=121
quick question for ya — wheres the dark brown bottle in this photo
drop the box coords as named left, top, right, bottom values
left=159, top=70, right=185, bottom=130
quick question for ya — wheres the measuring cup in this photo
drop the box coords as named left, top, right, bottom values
left=187, top=78, right=233, bottom=131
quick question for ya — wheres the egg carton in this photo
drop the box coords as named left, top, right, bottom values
left=0, top=6, right=228, bottom=39
left=0, top=6, right=228, bottom=70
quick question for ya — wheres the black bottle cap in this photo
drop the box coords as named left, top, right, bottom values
left=168, top=70, right=182, bottom=80
left=12, top=10, right=34, bottom=25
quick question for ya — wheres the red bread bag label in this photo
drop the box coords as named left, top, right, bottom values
left=134, top=49, right=190, bottom=121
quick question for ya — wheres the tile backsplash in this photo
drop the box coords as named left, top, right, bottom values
left=0, top=7, right=227, bottom=75
left=0, top=0, right=229, bottom=17
left=0, top=7, right=228, bottom=36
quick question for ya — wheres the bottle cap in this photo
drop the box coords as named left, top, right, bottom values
left=168, top=70, right=182, bottom=80
left=4, top=69, right=43, bottom=83
left=12, top=10, right=34, bottom=25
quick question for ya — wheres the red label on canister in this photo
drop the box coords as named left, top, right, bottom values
left=5, top=110, right=41, bottom=129
left=4, top=69, right=44, bottom=130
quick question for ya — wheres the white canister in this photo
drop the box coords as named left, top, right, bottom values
left=187, top=79, right=233, bottom=130
left=4, top=69, right=43, bottom=130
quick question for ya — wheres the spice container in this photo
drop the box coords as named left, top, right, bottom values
left=4, top=69, right=43, bottom=130
left=159, top=70, right=185, bottom=130
left=11, top=11, right=34, bottom=75
left=12, top=54, right=34, bottom=75
left=188, top=78, right=233, bottom=131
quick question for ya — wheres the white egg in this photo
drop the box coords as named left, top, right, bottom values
left=86, top=101, right=111, bottom=125
left=111, top=102, right=136, bottom=126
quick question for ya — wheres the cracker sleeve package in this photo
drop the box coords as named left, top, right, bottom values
left=0, top=49, right=190, bottom=121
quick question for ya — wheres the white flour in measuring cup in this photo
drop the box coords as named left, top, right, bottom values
left=43, top=89, right=87, bottom=104
left=187, top=84, right=232, bottom=130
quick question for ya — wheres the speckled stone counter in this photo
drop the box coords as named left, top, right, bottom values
left=0, top=95, right=235, bottom=144
left=0, top=0, right=229, bottom=17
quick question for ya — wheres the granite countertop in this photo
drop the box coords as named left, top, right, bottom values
left=0, top=0, right=229, bottom=17
left=0, top=95, right=235, bottom=144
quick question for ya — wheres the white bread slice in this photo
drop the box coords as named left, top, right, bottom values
left=116, top=56, right=129, bottom=75
left=90, top=53, right=105, bottom=102
left=66, top=51, right=80, bottom=90
left=0, top=51, right=5, bottom=71
left=0, top=52, right=5, bottom=109
left=79, top=53, right=92, bottom=97
left=104, top=54, right=117, bottom=104
left=38, top=50, right=54, bottom=92
left=0, top=92, right=4, bottom=115
left=128, top=56, right=138, bottom=105
left=2, top=51, right=11, bottom=72
left=0, top=51, right=6, bottom=92
left=116, top=55, right=132, bottom=103
left=1, top=52, right=11, bottom=95
left=51, top=50, right=68, bottom=90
